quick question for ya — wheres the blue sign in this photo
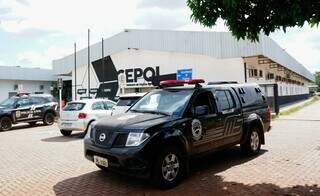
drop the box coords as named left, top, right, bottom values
left=177, top=69, right=192, bottom=80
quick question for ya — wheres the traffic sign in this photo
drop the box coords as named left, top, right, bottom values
left=177, top=69, right=192, bottom=80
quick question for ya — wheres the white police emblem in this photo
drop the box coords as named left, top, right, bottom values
left=16, top=111, right=21, bottom=118
left=192, top=119, right=202, bottom=141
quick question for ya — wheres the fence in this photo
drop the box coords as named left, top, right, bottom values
left=259, top=83, right=310, bottom=114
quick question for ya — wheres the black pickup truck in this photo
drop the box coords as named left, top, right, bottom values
left=84, top=79, right=271, bottom=188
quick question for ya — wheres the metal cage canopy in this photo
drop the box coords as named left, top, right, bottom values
left=52, top=29, right=314, bottom=82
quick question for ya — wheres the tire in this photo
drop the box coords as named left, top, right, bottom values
left=43, top=112, right=55, bottom=126
left=152, top=146, right=186, bottom=189
left=0, top=117, right=12, bottom=131
left=60, top=129, right=72, bottom=136
left=241, top=126, right=262, bottom=155
left=28, top=122, right=37, bottom=126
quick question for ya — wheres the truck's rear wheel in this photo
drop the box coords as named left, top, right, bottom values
left=43, top=112, right=55, bottom=125
left=60, top=129, right=72, bottom=136
left=0, top=117, right=12, bottom=131
left=152, top=146, right=186, bottom=189
left=241, top=126, right=261, bottom=155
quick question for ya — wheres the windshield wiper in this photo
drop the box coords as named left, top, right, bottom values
left=130, top=109, right=169, bottom=116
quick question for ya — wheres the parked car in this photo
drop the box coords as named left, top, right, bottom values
left=84, top=79, right=271, bottom=188
left=111, top=93, right=146, bottom=116
left=0, top=93, right=58, bottom=131
left=58, top=99, right=116, bottom=136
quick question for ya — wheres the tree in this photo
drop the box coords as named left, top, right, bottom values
left=187, top=0, right=320, bottom=41
left=315, top=72, right=320, bottom=92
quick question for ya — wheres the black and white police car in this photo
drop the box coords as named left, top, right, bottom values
left=84, top=79, right=271, bottom=188
left=0, top=93, right=58, bottom=131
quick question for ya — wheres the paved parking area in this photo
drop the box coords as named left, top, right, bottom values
left=1, top=102, right=320, bottom=195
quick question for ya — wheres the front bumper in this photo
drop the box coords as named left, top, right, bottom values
left=58, top=119, right=87, bottom=132
left=84, top=138, right=151, bottom=178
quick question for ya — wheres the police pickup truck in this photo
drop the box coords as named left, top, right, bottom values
left=0, top=93, right=58, bottom=131
left=84, top=79, right=271, bottom=188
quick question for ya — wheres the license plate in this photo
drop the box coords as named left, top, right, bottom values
left=94, top=156, right=108, bottom=167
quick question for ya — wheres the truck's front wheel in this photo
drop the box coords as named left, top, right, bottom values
left=152, top=146, right=186, bottom=189
left=0, top=117, right=12, bottom=131
left=241, top=127, right=262, bottom=155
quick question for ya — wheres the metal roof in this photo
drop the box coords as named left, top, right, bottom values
left=52, top=29, right=314, bottom=81
left=0, top=66, right=56, bottom=81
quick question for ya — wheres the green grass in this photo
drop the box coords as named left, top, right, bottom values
left=278, top=96, right=320, bottom=117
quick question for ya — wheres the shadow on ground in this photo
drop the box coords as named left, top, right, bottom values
left=52, top=147, right=319, bottom=195
left=41, top=132, right=85, bottom=142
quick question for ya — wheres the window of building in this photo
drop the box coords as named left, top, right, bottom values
left=259, top=70, right=263, bottom=77
left=267, top=73, right=274, bottom=80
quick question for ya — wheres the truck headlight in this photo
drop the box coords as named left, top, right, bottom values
left=125, top=132, right=150, bottom=147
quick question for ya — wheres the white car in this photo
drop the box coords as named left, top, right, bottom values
left=58, top=99, right=116, bottom=136
left=111, top=93, right=146, bottom=116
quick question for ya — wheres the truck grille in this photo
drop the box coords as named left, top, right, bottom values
left=94, top=128, right=114, bottom=148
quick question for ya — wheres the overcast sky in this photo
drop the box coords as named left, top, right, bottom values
left=0, top=0, right=319, bottom=73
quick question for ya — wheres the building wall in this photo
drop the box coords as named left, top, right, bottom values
left=0, top=80, right=52, bottom=101
left=244, top=56, right=310, bottom=96
left=71, top=49, right=245, bottom=100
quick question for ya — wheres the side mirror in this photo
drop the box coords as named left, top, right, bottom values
left=195, top=105, right=209, bottom=116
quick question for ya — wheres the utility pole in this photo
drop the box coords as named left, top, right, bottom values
left=74, top=43, right=77, bottom=101
left=102, top=37, right=105, bottom=99
left=87, top=29, right=91, bottom=98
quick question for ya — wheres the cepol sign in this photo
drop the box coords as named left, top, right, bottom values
left=177, top=69, right=192, bottom=80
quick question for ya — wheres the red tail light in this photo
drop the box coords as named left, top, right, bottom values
left=267, top=106, right=272, bottom=121
left=78, top=112, right=87, bottom=119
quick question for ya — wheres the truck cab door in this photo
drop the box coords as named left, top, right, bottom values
left=187, top=91, right=224, bottom=154
left=214, top=89, right=243, bottom=144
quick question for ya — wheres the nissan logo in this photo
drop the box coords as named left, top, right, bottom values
left=99, top=133, right=106, bottom=142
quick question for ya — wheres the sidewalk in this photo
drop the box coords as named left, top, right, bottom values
left=278, top=96, right=319, bottom=114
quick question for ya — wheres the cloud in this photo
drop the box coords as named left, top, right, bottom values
left=138, top=0, right=186, bottom=9
left=17, top=46, right=72, bottom=68
left=0, top=0, right=319, bottom=75
left=271, top=24, right=320, bottom=73
left=135, top=7, right=189, bottom=29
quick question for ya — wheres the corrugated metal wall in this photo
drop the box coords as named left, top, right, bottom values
left=53, top=29, right=314, bottom=81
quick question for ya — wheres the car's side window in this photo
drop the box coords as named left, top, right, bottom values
left=17, top=98, right=31, bottom=107
left=104, top=101, right=115, bottom=110
left=92, top=102, right=105, bottom=110
left=189, top=91, right=215, bottom=116
left=215, top=90, right=236, bottom=111
left=31, top=97, right=44, bottom=105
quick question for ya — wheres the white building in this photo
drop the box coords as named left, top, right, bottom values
left=0, top=66, right=55, bottom=101
left=52, top=29, right=314, bottom=105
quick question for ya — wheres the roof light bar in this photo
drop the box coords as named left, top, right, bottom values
left=160, top=79, right=205, bottom=87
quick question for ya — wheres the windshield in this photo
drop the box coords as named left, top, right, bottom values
left=130, top=89, right=193, bottom=116
left=116, top=97, right=141, bottom=107
left=0, top=97, right=18, bottom=108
